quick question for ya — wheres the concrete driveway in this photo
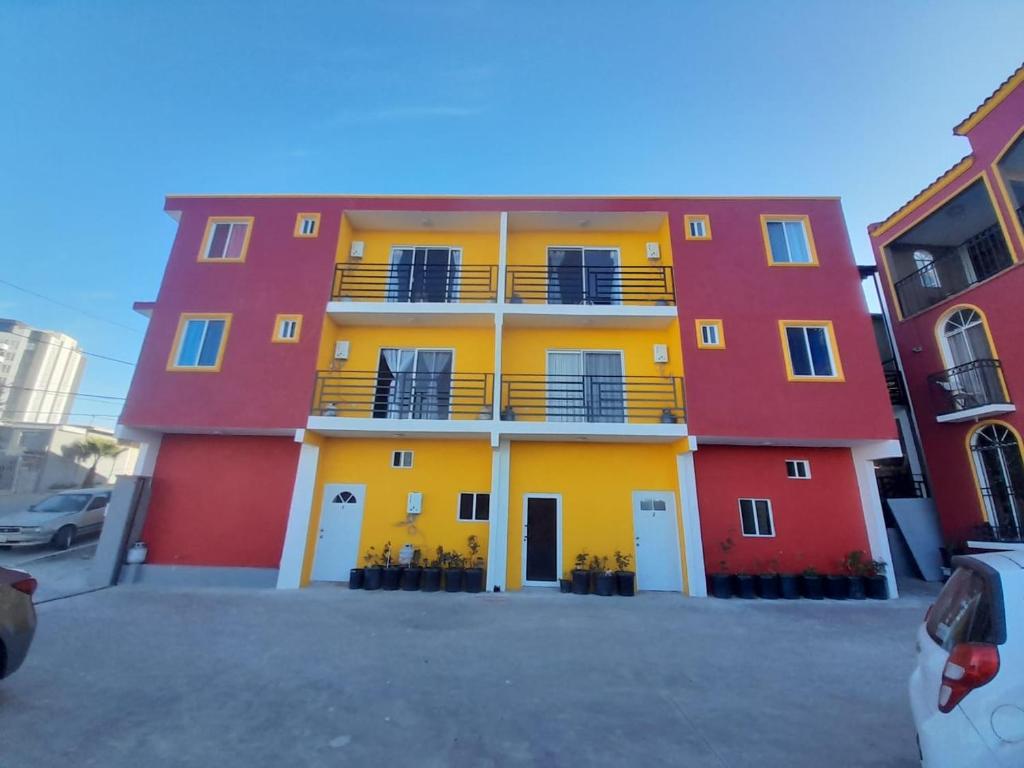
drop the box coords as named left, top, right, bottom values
left=0, top=586, right=932, bottom=768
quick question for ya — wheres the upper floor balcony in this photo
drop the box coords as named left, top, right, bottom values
left=927, top=358, right=1014, bottom=422
left=885, top=179, right=1015, bottom=318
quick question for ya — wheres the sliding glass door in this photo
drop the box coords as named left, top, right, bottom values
left=546, top=350, right=624, bottom=423
left=373, top=349, right=453, bottom=419
left=547, top=248, right=619, bottom=305
left=388, top=247, right=462, bottom=303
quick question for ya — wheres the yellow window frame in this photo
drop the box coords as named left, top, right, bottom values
left=197, top=217, right=254, bottom=263
left=294, top=212, right=321, bottom=239
left=761, top=215, right=819, bottom=267
left=778, top=320, right=845, bottom=382
left=695, top=319, right=725, bottom=349
left=272, top=314, right=303, bottom=344
left=166, top=313, right=233, bottom=372
left=684, top=214, right=712, bottom=241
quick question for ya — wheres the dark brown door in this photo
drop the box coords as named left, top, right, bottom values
left=525, top=497, right=557, bottom=583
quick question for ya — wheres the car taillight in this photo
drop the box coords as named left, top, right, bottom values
left=12, top=577, right=37, bottom=597
left=938, top=642, right=1000, bottom=713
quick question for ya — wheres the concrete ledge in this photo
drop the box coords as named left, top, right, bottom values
left=118, top=564, right=279, bottom=588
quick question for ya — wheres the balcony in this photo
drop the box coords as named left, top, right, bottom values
left=927, top=359, right=1014, bottom=422
left=498, top=374, right=686, bottom=441
left=503, top=265, right=677, bottom=328
left=328, top=263, right=498, bottom=327
left=886, top=179, right=1015, bottom=317
left=307, top=370, right=494, bottom=438
left=882, top=359, right=907, bottom=406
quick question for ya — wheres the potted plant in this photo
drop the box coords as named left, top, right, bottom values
left=659, top=408, right=678, bottom=424
left=756, top=559, right=780, bottom=600
left=362, top=547, right=382, bottom=590
left=401, top=548, right=423, bottom=591
left=842, top=550, right=868, bottom=600
left=613, top=550, right=635, bottom=596
left=801, top=567, right=824, bottom=600
left=501, top=406, right=516, bottom=421
left=865, top=559, right=889, bottom=599
left=778, top=568, right=801, bottom=599
left=571, top=551, right=590, bottom=595
left=708, top=538, right=734, bottom=599
left=444, top=550, right=465, bottom=592
left=381, top=541, right=402, bottom=591
left=825, top=567, right=850, bottom=600
left=421, top=547, right=443, bottom=592
left=559, top=575, right=572, bottom=593
left=464, top=535, right=485, bottom=593
left=592, top=556, right=615, bottom=597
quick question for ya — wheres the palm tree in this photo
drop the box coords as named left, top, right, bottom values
left=65, top=437, right=125, bottom=487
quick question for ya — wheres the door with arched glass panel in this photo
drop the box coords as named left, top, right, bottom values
left=970, top=424, right=1023, bottom=538
left=938, top=309, right=1001, bottom=412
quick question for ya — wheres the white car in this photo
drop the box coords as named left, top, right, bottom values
left=0, top=487, right=112, bottom=549
left=910, top=551, right=1024, bottom=767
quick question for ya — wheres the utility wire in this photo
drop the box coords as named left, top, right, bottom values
left=0, top=383, right=126, bottom=401
left=1, top=411, right=118, bottom=419
left=2, top=328, right=136, bottom=366
left=0, top=278, right=143, bottom=334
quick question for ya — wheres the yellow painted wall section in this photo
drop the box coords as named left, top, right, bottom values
left=503, top=325, right=683, bottom=377
left=506, top=228, right=670, bottom=267
left=506, top=441, right=687, bottom=591
left=303, top=438, right=493, bottom=582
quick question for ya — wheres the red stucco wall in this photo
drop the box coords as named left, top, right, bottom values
left=141, top=435, right=299, bottom=568
left=695, top=445, right=870, bottom=574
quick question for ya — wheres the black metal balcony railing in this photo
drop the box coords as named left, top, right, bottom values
left=500, top=374, right=685, bottom=424
left=877, top=472, right=928, bottom=500
left=505, top=266, right=675, bottom=306
left=893, top=223, right=1013, bottom=316
left=311, top=370, right=493, bottom=420
left=332, top=264, right=498, bottom=303
left=927, top=359, right=1009, bottom=416
left=881, top=359, right=907, bottom=406
left=971, top=521, right=1024, bottom=544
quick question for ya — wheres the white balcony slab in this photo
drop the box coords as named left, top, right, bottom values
left=502, top=303, right=677, bottom=328
left=935, top=403, right=1016, bottom=423
left=326, top=301, right=496, bottom=327
left=306, top=416, right=494, bottom=439
left=498, top=419, right=687, bottom=443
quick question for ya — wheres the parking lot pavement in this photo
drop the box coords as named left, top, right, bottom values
left=0, top=586, right=932, bottom=768
left=0, top=538, right=99, bottom=602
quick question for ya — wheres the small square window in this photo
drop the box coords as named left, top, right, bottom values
left=199, top=217, right=253, bottom=261
left=272, top=314, right=302, bottom=343
left=684, top=215, right=711, bottom=241
left=739, top=498, right=774, bottom=537
left=695, top=319, right=725, bottom=349
left=294, top=213, right=321, bottom=238
left=785, top=459, right=811, bottom=479
left=391, top=450, right=413, bottom=468
left=762, top=215, right=817, bottom=266
left=458, top=492, right=490, bottom=521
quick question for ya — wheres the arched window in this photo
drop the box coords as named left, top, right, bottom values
left=332, top=490, right=357, bottom=505
left=913, top=249, right=941, bottom=289
left=941, top=307, right=992, bottom=368
left=970, top=423, right=1023, bottom=535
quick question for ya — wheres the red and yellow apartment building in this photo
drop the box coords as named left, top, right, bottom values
left=119, top=193, right=899, bottom=596
left=870, top=63, right=1024, bottom=551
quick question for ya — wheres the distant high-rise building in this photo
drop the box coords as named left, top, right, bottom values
left=0, top=319, right=85, bottom=424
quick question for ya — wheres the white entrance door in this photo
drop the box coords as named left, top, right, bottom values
left=632, top=491, right=683, bottom=592
left=312, top=483, right=366, bottom=582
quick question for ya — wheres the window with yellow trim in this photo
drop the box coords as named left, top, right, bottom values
left=762, top=216, right=818, bottom=265
left=272, top=314, right=302, bottom=343
left=168, top=314, right=231, bottom=370
left=780, top=321, right=843, bottom=380
left=695, top=319, right=725, bottom=349
left=684, top=215, right=712, bottom=241
left=199, top=217, right=253, bottom=261
left=294, top=213, right=321, bottom=238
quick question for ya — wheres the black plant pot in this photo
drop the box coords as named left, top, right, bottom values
left=421, top=567, right=442, bottom=592
left=802, top=575, right=824, bottom=600
left=348, top=568, right=365, bottom=589
left=709, top=573, right=733, bottom=599
left=848, top=576, right=866, bottom=600
left=400, top=567, right=422, bottom=591
left=735, top=574, right=756, bottom=599
left=559, top=578, right=572, bottom=593
left=382, top=566, right=402, bottom=591
left=594, top=573, right=616, bottom=596
left=464, top=568, right=484, bottom=593
left=866, top=575, right=889, bottom=600
left=444, top=568, right=465, bottom=593
left=616, top=571, right=636, bottom=597
left=779, top=574, right=800, bottom=599
left=757, top=574, right=780, bottom=599
left=363, top=566, right=383, bottom=591
left=825, top=575, right=849, bottom=600
left=571, top=569, right=589, bottom=595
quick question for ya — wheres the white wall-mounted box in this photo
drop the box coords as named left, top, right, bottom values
left=407, top=491, right=423, bottom=515
left=334, top=341, right=351, bottom=360
left=350, top=240, right=365, bottom=260
left=646, top=242, right=661, bottom=260
left=653, top=343, right=669, bottom=363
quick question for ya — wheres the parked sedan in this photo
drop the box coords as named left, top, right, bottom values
left=910, top=550, right=1024, bottom=767
left=0, top=566, right=37, bottom=680
left=0, top=487, right=112, bottom=550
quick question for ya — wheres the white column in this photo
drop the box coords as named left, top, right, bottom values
left=676, top=437, right=707, bottom=597
left=277, top=435, right=321, bottom=589
left=852, top=441, right=901, bottom=599
left=115, top=426, right=162, bottom=477
left=492, top=211, right=508, bottom=422
left=486, top=439, right=511, bottom=591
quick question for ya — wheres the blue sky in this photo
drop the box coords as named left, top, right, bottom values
left=1, top=1, right=1022, bottom=427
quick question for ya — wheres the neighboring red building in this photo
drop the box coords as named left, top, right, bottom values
left=869, top=63, right=1024, bottom=550
left=118, top=193, right=898, bottom=595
